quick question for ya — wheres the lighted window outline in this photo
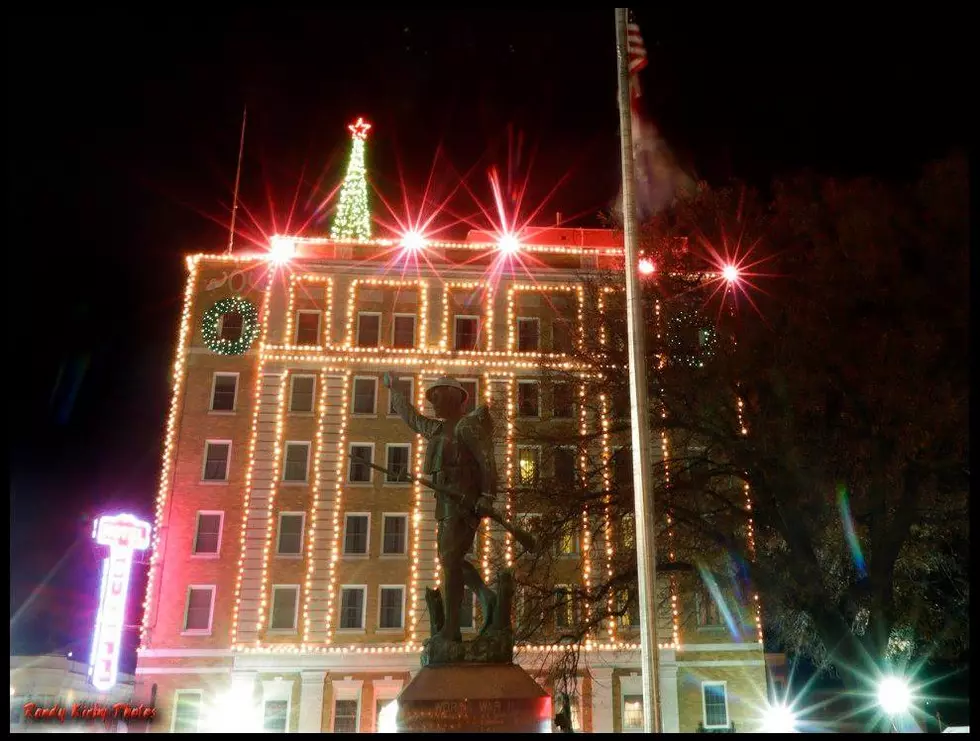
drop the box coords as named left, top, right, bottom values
left=380, top=512, right=409, bottom=557
left=191, top=510, right=224, bottom=557
left=355, top=311, right=382, bottom=348
left=268, top=584, right=301, bottom=633
left=201, top=439, right=232, bottom=483
left=516, top=316, right=541, bottom=353
left=377, top=584, right=406, bottom=631
left=342, top=512, right=371, bottom=557
left=453, top=315, right=481, bottom=351
left=275, top=511, right=305, bottom=558
left=387, top=376, right=414, bottom=417
left=170, top=689, right=204, bottom=733
left=281, top=441, right=311, bottom=484
left=181, top=585, right=216, bottom=635
left=701, top=681, right=730, bottom=729
left=351, top=375, right=379, bottom=416
left=382, top=443, right=412, bottom=486
left=337, top=585, right=368, bottom=631
left=347, top=442, right=375, bottom=485
left=288, top=374, right=317, bottom=415
left=516, top=380, right=541, bottom=418
left=209, top=372, right=239, bottom=413
left=391, top=313, right=417, bottom=349
left=554, top=583, right=576, bottom=629
left=294, top=310, right=322, bottom=346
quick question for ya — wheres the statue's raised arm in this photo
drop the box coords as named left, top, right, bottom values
left=383, top=371, right=442, bottom=440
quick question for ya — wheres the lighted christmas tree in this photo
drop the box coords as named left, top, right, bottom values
left=330, top=117, right=373, bottom=240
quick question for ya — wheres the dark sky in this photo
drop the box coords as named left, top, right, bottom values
left=7, top=11, right=968, bottom=666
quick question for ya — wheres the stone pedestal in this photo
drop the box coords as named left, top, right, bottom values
left=395, top=664, right=552, bottom=733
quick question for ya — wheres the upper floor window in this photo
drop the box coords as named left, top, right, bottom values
left=290, top=375, right=316, bottom=413
left=295, top=311, right=321, bottom=345
left=352, top=377, right=378, bottom=415
left=517, top=381, right=540, bottom=418
left=210, top=373, right=238, bottom=412
left=192, top=512, right=223, bottom=555
left=517, top=317, right=540, bottom=352
left=356, top=312, right=381, bottom=347
left=552, top=319, right=574, bottom=354
left=202, top=441, right=231, bottom=482
left=454, top=316, right=480, bottom=351
left=282, top=442, right=310, bottom=483
left=392, top=314, right=416, bottom=349
left=459, top=379, right=478, bottom=414
left=219, top=312, right=243, bottom=342
left=553, top=383, right=574, bottom=419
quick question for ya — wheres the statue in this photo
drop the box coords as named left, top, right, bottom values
left=384, top=373, right=500, bottom=646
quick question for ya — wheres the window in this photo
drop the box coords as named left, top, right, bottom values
left=348, top=444, right=373, bottom=483
left=618, top=589, right=639, bottom=628
left=555, top=447, right=576, bottom=487
left=517, top=381, right=540, bottom=417
left=277, top=513, right=304, bottom=556
left=552, top=319, right=574, bottom=354
left=553, top=383, right=574, bottom=418
left=459, top=587, right=475, bottom=630
left=356, top=312, right=381, bottom=347
left=378, top=586, right=405, bottom=629
left=202, top=441, right=230, bottom=481
left=517, top=317, right=540, bottom=352
left=555, top=586, right=575, bottom=629
left=702, top=682, right=729, bottom=729
left=454, top=316, right=480, bottom=350
left=334, top=699, right=359, bottom=733
left=459, top=379, right=478, bottom=414
left=192, top=512, right=223, bottom=556
left=183, top=586, right=215, bottom=633
left=352, top=376, right=378, bottom=415
left=172, top=690, right=203, bottom=733
left=517, top=446, right=540, bottom=486
left=612, top=448, right=633, bottom=490
left=344, top=514, right=370, bottom=555
left=382, top=514, right=408, bottom=555
left=282, top=442, right=310, bottom=482
left=622, top=694, right=643, bottom=731
left=697, top=585, right=723, bottom=627
left=290, top=375, right=316, bottom=413
left=392, top=314, right=416, bottom=348
left=376, top=699, right=395, bottom=731
left=270, top=585, right=299, bottom=631
left=263, top=699, right=289, bottom=733
left=613, top=386, right=631, bottom=418
left=210, top=373, right=238, bottom=412
left=556, top=521, right=580, bottom=557
left=219, top=312, right=243, bottom=342
left=621, top=513, right=635, bottom=550
left=295, top=311, right=321, bottom=345
left=388, top=377, right=414, bottom=415
left=339, top=586, right=366, bottom=629
left=385, top=444, right=411, bottom=483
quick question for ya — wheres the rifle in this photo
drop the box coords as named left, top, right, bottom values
left=364, top=461, right=537, bottom=552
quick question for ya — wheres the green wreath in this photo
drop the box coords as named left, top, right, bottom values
left=202, top=296, right=259, bottom=355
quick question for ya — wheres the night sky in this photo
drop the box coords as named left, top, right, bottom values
left=7, top=11, right=968, bottom=671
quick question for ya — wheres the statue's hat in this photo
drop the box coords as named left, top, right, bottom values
left=425, top=377, right=469, bottom=405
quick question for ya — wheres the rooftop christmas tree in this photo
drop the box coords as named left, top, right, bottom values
left=330, top=117, right=372, bottom=240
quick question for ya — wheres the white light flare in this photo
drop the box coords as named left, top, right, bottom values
left=498, top=233, right=521, bottom=255
left=638, top=257, right=655, bottom=276
left=877, top=675, right=913, bottom=716
left=760, top=702, right=798, bottom=733
left=722, top=264, right=740, bottom=283
left=400, top=231, right=427, bottom=252
left=269, top=236, right=297, bottom=264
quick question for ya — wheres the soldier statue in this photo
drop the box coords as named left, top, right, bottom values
left=383, top=372, right=499, bottom=643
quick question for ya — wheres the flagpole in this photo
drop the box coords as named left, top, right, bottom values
left=226, top=105, right=247, bottom=255
left=615, top=7, right=662, bottom=734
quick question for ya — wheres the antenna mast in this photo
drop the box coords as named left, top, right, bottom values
left=226, top=106, right=247, bottom=254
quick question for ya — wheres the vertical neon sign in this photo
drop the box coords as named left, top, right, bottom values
left=89, top=513, right=151, bottom=692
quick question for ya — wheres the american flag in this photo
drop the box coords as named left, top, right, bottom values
left=627, top=20, right=648, bottom=76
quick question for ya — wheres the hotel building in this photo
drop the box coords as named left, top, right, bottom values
left=134, top=228, right=769, bottom=732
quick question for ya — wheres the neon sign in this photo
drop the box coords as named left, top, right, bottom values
left=89, top=513, right=151, bottom=692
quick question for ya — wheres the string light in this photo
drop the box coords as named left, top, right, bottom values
left=302, top=368, right=334, bottom=644
left=440, top=281, right=493, bottom=352
left=735, top=395, right=765, bottom=645
left=255, top=372, right=291, bottom=634
left=343, top=278, right=429, bottom=350
left=330, top=118, right=372, bottom=240
left=408, top=372, right=427, bottom=642
left=139, top=256, right=201, bottom=647
left=323, top=372, right=353, bottom=643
